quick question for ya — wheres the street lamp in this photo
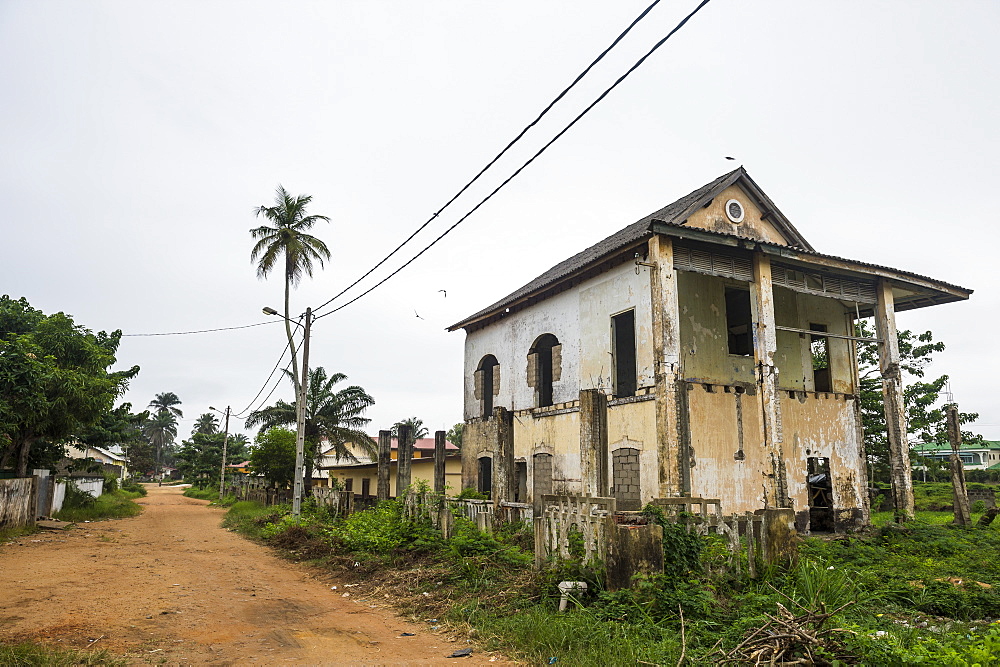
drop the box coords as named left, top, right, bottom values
left=209, top=405, right=231, bottom=501
left=263, top=305, right=313, bottom=518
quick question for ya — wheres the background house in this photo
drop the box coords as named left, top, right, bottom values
left=317, top=436, right=461, bottom=497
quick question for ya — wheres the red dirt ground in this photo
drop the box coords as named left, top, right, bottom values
left=0, top=484, right=512, bottom=665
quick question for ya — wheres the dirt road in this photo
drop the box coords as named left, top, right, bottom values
left=0, top=485, right=508, bottom=665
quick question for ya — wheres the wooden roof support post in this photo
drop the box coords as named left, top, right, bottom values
left=875, top=279, right=915, bottom=519
left=751, top=251, right=788, bottom=508
left=649, top=235, right=687, bottom=497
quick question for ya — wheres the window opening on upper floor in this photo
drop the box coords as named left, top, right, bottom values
left=474, top=355, right=500, bottom=418
left=810, top=323, right=831, bottom=392
left=528, top=334, right=561, bottom=408
left=725, top=287, right=753, bottom=356
left=612, top=310, right=637, bottom=398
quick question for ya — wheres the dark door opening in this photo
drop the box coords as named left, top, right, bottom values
left=807, top=457, right=834, bottom=532
left=478, top=456, right=493, bottom=498
left=725, top=287, right=753, bottom=356
left=514, top=461, right=527, bottom=503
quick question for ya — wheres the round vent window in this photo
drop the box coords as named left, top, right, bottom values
left=725, top=199, right=745, bottom=224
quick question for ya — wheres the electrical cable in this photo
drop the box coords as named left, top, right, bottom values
left=122, top=320, right=279, bottom=337
left=243, top=354, right=297, bottom=422
left=233, top=332, right=300, bottom=418
left=311, top=0, right=666, bottom=317
left=314, top=0, right=713, bottom=320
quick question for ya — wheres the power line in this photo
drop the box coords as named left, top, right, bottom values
left=122, top=321, right=279, bottom=337
left=233, top=332, right=300, bottom=418
left=311, top=0, right=666, bottom=317
left=314, top=0, right=713, bottom=320
left=241, top=353, right=296, bottom=424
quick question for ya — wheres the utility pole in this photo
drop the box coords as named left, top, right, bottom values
left=292, top=307, right=312, bottom=518
left=218, top=406, right=231, bottom=501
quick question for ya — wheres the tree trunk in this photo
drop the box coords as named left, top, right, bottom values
left=284, top=261, right=300, bottom=398
left=14, top=435, right=36, bottom=477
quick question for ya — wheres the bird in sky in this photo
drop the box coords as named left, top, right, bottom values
left=414, top=310, right=424, bottom=320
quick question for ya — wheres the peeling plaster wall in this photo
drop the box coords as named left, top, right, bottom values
left=608, top=399, right=659, bottom=505
left=578, top=262, right=655, bottom=393
left=684, top=184, right=788, bottom=246
left=781, top=394, right=867, bottom=528
left=687, top=386, right=769, bottom=514
left=677, top=271, right=755, bottom=385
left=462, top=261, right=651, bottom=419
left=515, top=410, right=582, bottom=497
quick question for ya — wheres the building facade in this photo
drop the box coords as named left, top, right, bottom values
left=449, top=168, right=971, bottom=532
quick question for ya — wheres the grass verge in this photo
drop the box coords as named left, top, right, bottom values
left=0, top=640, right=125, bottom=666
left=52, top=489, right=142, bottom=523
left=218, top=497, right=1000, bottom=665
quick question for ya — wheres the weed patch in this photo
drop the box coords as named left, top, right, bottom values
left=0, top=640, right=125, bottom=666
left=52, top=490, right=142, bottom=522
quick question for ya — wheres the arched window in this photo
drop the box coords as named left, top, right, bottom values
left=527, top=334, right=561, bottom=408
left=478, top=456, right=493, bottom=498
left=474, top=355, right=500, bottom=418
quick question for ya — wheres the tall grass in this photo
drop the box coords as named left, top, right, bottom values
left=0, top=641, right=125, bottom=666
left=468, top=605, right=680, bottom=666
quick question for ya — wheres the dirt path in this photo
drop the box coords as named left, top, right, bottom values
left=0, top=485, right=509, bottom=665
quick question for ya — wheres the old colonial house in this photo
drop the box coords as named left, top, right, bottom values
left=448, top=168, right=971, bottom=532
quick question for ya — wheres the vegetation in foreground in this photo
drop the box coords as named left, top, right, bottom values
left=221, top=494, right=1000, bottom=666
left=0, top=641, right=125, bottom=667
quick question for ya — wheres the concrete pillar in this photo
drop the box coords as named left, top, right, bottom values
left=649, top=235, right=686, bottom=497
left=762, top=508, right=797, bottom=567
left=377, top=430, right=391, bottom=500
left=434, top=430, right=447, bottom=496
left=396, top=424, right=412, bottom=496
left=751, top=251, right=788, bottom=507
left=580, top=389, right=609, bottom=496
left=492, top=407, right=514, bottom=507
left=875, top=279, right=914, bottom=519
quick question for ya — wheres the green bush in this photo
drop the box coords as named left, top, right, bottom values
left=182, top=486, right=218, bottom=501
left=324, top=501, right=408, bottom=553
left=120, top=479, right=147, bottom=496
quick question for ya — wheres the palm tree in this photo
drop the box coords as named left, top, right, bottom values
left=245, top=367, right=375, bottom=489
left=148, top=392, right=183, bottom=419
left=193, top=413, right=219, bottom=435
left=250, top=186, right=332, bottom=394
left=392, top=417, right=429, bottom=444
left=143, top=410, right=178, bottom=479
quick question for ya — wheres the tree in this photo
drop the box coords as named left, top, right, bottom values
left=76, top=402, right=149, bottom=475
left=143, top=409, right=178, bottom=476
left=193, top=412, right=219, bottom=435
left=227, top=433, right=250, bottom=458
left=0, top=296, right=139, bottom=476
left=250, top=186, right=332, bottom=397
left=148, top=392, right=183, bottom=419
left=446, top=423, right=464, bottom=450
left=391, top=417, right=428, bottom=442
left=175, top=432, right=227, bottom=487
left=245, top=366, right=375, bottom=487
left=249, top=427, right=297, bottom=488
left=856, top=321, right=981, bottom=483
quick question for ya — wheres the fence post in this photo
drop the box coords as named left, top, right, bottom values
left=492, top=408, right=514, bottom=511
left=434, top=430, right=447, bottom=496
left=396, top=425, right=412, bottom=496
left=377, top=430, right=392, bottom=500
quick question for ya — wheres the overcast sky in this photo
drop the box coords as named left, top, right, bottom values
left=1, top=1, right=997, bottom=441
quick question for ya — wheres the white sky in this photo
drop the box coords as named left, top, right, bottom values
left=1, top=1, right=997, bottom=440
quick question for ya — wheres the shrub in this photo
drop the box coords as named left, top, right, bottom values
left=120, top=479, right=147, bottom=496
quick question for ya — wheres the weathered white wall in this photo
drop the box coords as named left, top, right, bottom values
left=462, top=260, right=651, bottom=418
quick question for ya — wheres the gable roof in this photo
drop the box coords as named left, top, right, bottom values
left=448, top=168, right=970, bottom=332
left=447, top=168, right=805, bottom=332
